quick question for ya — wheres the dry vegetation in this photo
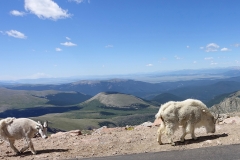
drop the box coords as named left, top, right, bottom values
left=1, top=116, right=240, bottom=160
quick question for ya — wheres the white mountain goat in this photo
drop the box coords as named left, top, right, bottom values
left=0, top=117, right=48, bottom=155
left=155, top=99, right=217, bottom=145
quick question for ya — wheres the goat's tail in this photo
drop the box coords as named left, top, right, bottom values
left=0, top=117, right=15, bottom=128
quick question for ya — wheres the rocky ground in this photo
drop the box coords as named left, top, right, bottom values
left=1, top=116, right=240, bottom=160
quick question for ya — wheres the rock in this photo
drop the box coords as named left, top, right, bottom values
left=51, top=130, right=82, bottom=138
left=51, top=132, right=66, bottom=138
left=92, top=126, right=108, bottom=135
left=126, top=139, right=131, bottom=143
left=68, top=130, right=82, bottom=136
left=217, top=114, right=230, bottom=122
left=140, top=121, right=153, bottom=127
left=205, top=140, right=212, bottom=144
left=222, top=116, right=240, bottom=124
left=153, top=118, right=162, bottom=126
left=125, top=125, right=134, bottom=130
left=217, top=140, right=222, bottom=145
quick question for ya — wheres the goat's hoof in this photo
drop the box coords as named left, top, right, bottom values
left=171, top=142, right=176, bottom=146
left=32, top=152, right=37, bottom=155
left=193, top=137, right=198, bottom=140
left=157, top=141, right=163, bottom=145
left=15, top=152, right=21, bottom=156
left=180, top=138, right=185, bottom=142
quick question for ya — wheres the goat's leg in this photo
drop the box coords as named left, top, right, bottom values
left=180, top=124, right=187, bottom=142
left=28, top=139, right=36, bottom=155
left=190, top=126, right=197, bottom=140
left=20, top=139, right=29, bottom=154
left=8, top=139, right=20, bottom=155
left=21, top=138, right=36, bottom=155
left=185, top=123, right=197, bottom=140
left=157, top=122, right=165, bottom=145
left=165, top=124, right=175, bottom=146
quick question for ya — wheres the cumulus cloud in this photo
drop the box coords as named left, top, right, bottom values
left=55, top=48, right=62, bottom=51
left=66, top=37, right=71, bottom=40
left=221, top=47, right=231, bottom=52
left=205, top=43, right=219, bottom=52
left=105, top=45, right=113, bottom=48
left=24, top=0, right=71, bottom=20
left=10, top=10, right=26, bottom=16
left=146, top=64, right=153, bottom=67
left=60, top=42, right=77, bottom=46
left=5, top=30, right=27, bottom=39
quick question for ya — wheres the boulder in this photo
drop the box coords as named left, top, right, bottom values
left=222, top=116, right=240, bottom=124
left=51, top=130, right=82, bottom=138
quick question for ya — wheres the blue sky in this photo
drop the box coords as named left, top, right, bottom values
left=0, top=0, right=240, bottom=80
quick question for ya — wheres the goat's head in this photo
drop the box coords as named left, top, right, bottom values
left=35, top=121, right=48, bottom=139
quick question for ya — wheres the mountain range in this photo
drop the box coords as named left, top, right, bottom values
left=1, top=67, right=240, bottom=131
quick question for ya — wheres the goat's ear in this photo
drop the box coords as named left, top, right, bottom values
left=38, top=121, right=42, bottom=125
left=43, top=121, right=48, bottom=128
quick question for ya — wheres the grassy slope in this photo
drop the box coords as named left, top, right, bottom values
left=38, top=98, right=159, bottom=131
left=0, top=88, right=51, bottom=109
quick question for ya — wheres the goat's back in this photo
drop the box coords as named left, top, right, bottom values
left=5, top=118, right=38, bottom=140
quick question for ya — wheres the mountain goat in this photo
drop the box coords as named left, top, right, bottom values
left=0, top=117, right=48, bottom=155
left=155, top=99, right=217, bottom=145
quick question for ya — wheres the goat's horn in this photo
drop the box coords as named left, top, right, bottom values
left=43, top=121, right=48, bottom=127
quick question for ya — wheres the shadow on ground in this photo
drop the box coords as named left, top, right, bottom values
left=8, top=149, right=69, bottom=157
left=174, top=133, right=228, bottom=146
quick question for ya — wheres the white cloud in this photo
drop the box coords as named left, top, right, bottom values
left=55, top=48, right=62, bottom=51
left=200, top=46, right=204, bottom=50
left=187, top=46, right=190, bottom=48
left=210, top=62, right=218, bottom=65
left=24, top=0, right=71, bottom=20
left=68, top=0, right=84, bottom=3
left=68, top=0, right=90, bottom=4
left=6, top=30, right=27, bottom=39
left=205, top=43, right=219, bottom=52
left=205, top=57, right=213, bottom=60
left=10, top=10, right=26, bottom=16
left=146, top=64, right=153, bottom=67
left=105, top=44, right=113, bottom=48
left=66, top=37, right=71, bottom=40
left=221, top=47, right=231, bottom=52
left=233, top=43, right=240, bottom=47
left=60, top=42, right=77, bottom=46
left=174, top=55, right=182, bottom=60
